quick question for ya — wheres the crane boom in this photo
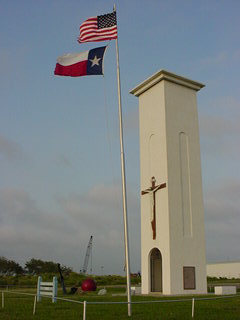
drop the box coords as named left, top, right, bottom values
left=82, top=235, right=93, bottom=274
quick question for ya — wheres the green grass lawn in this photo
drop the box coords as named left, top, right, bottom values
left=0, top=288, right=240, bottom=320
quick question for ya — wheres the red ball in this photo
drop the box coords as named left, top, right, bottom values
left=81, top=278, right=97, bottom=291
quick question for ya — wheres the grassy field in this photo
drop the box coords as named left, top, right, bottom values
left=0, top=287, right=240, bottom=320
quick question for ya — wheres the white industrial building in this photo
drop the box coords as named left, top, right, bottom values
left=207, top=262, right=240, bottom=279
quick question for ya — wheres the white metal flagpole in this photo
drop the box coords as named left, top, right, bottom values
left=113, top=3, right=132, bottom=317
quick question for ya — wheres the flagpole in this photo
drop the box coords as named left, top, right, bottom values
left=114, top=4, right=131, bottom=317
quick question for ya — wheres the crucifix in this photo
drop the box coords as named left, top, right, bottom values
left=141, top=176, right=166, bottom=240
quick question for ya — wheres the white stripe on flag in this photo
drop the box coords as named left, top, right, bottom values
left=57, top=51, right=89, bottom=66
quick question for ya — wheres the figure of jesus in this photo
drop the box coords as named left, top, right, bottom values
left=141, top=176, right=166, bottom=240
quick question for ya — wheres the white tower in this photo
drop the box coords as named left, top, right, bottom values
left=130, top=70, right=207, bottom=295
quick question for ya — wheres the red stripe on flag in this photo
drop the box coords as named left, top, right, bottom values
left=80, top=17, right=97, bottom=26
left=78, top=35, right=117, bottom=43
left=79, top=29, right=117, bottom=42
left=80, top=29, right=117, bottom=40
left=54, top=60, right=88, bottom=77
left=80, top=25, right=117, bottom=36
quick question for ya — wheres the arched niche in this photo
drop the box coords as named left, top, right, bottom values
left=150, top=248, right=162, bottom=292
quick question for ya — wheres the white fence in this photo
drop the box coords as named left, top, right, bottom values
left=37, top=276, right=58, bottom=303
left=1, top=289, right=240, bottom=320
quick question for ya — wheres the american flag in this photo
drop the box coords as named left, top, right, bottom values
left=78, top=11, right=117, bottom=43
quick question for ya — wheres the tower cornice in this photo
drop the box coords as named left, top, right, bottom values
left=130, top=70, right=205, bottom=97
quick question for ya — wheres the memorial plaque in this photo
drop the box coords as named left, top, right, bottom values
left=183, top=266, right=196, bottom=290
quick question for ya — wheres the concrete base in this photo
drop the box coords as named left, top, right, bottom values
left=131, top=286, right=142, bottom=295
left=214, top=286, right=236, bottom=295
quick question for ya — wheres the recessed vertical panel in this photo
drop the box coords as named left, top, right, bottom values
left=179, top=132, right=192, bottom=237
left=149, top=134, right=160, bottom=178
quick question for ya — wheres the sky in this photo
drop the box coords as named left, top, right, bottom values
left=0, top=0, right=240, bottom=275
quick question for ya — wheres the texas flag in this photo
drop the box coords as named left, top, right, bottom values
left=54, top=46, right=107, bottom=77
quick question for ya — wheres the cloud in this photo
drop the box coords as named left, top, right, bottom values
left=56, top=184, right=140, bottom=252
left=200, top=96, right=240, bottom=262
left=0, top=135, right=24, bottom=162
left=0, top=178, right=239, bottom=272
left=0, top=184, right=140, bottom=274
left=204, top=180, right=240, bottom=262
left=233, top=48, right=240, bottom=61
left=0, top=189, right=40, bottom=223
left=124, top=109, right=139, bottom=134
left=55, top=154, right=73, bottom=168
left=0, top=188, right=85, bottom=268
left=199, top=96, right=240, bottom=156
left=199, top=52, right=227, bottom=67
left=2, top=180, right=238, bottom=272
left=0, top=49, right=15, bottom=76
left=0, top=47, right=29, bottom=86
left=200, top=114, right=239, bottom=138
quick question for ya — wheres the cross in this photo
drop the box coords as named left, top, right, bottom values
left=141, top=176, right=166, bottom=240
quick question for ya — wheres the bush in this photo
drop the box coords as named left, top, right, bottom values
left=0, top=272, right=141, bottom=288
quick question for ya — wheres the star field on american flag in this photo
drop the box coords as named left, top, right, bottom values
left=98, top=12, right=117, bottom=29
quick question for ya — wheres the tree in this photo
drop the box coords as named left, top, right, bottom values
left=0, top=257, right=24, bottom=275
left=0, top=257, right=9, bottom=275
left=25, top=258, right=72, bottom=275
left=25, top=259, right=45, bottom=275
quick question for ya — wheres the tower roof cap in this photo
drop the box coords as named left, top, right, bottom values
left=130, top=69, right=205, bottom=97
